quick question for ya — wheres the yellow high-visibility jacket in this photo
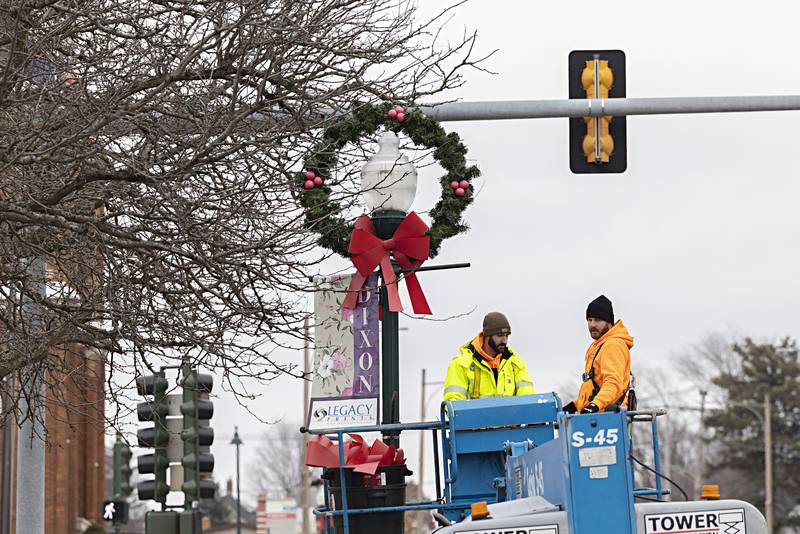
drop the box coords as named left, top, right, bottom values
left=443, top=339, right=535, bottom=401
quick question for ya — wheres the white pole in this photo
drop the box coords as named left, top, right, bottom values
left=15, top=256, right=46, bottom=534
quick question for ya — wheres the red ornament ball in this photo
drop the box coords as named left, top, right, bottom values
left=304, top=180, right=315, bottom=190
left=455, top=187, right=465, bottom=197
left=395, top=106, right=404, bottom=114
left=387, top=109, right=397, bottom=118
left=450, top=180, right=459, bottom=190
left=313, top=176, right=323, bottom=186
left=305, top=170, right=315, bottom=180
left=396, top=113, right=405, bottom=123
left=459, top=180, right=469, bottom=189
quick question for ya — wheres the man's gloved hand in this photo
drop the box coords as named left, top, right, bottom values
left=581, top=403, right=600, bottom=414
left=562, top=401, right=577, bottom=414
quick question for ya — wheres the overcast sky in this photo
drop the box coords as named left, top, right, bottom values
left=156, top=0, right=800, bottom=504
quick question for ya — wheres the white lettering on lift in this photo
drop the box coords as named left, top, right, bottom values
left=458, top=526, right=558, bottom=534
left=644, top=508, right=746, bottom=534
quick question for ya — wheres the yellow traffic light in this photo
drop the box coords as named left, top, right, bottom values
left=583, top=117, right=614, bottom=163
left=582, top=60, right=613, bottom=98
left=581, top=59, right=615, bottom=163
left=568, top=50, right=626, bottom=174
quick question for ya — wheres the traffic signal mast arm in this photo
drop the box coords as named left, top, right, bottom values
left=417, top=94, right=800, bottom=121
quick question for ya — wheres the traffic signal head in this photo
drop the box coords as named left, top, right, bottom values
left=137, top=452, right=170, bottom=474
left=136, top=478, right=170, bottom=503
left=569, top=50, right=627, bottom=174
left=113, top=436, right=133, bottom=498
left=136, top=425, right=171, bottom=448
left=136, top=371, right=170, bottom=504
left=180, top=366, right=215, bottom=503
left=136, top=374, right=168, bottom=396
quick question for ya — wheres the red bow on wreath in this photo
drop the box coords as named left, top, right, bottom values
left=342, top=212, right=432, bottom=315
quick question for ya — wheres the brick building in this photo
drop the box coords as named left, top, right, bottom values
left=0, top=344, right=106, bottom=534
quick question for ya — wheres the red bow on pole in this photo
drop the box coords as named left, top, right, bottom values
left=342, top=212, right=432, bottom=315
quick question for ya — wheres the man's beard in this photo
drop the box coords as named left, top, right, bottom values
left=590, top=325, right=609, bottom=339
left=488, top=338, right=506, bottom=354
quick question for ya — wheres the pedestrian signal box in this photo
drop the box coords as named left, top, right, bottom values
left=569, top=50, right=627, bottom=174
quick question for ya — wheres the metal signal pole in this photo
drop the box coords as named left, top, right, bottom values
left=230, top=427, right=243, bottom=534
left=764, top=393, right=773, bottom=534
left=301, top=316, right=311, bottom=534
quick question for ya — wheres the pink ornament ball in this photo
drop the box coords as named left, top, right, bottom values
left=305, top=170, right=315, bottom=179
left=455, top=187, right=465, bottom=197
left=450, top=180, right=459, bottom=190
left=459, top=180, right=469, bottom=189
left=313, top=176, right=323, bottom=186
left=396, top=113, right=405, bottom=123
left=304, top=180, right=315, bottom=190
left=395, top=106, right=404, bottom=114
left=387, top=109, right=398, bottom=118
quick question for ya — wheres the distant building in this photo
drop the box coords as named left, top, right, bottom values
left=0, top=343, right=105, bottom=533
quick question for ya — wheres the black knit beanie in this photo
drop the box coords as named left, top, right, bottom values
left=586, top=295, right=614, bottom=324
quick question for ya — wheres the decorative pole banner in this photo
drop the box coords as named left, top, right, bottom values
left=307, top=272, right=380, bottom=431
left=342, top=212, right=432, bottom=315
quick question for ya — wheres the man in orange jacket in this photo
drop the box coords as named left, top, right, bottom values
left=563, top=295, right=634, bottom=414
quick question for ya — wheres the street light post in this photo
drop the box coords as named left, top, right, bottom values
left=678, top=397, right=773, bottom=534
left=360, top=131, right=418, bottom=448
left=763, top=393, right=773, bottom=534
left=729, top=398, right=773, bottom=534
left=230, top=427, right=243, bottom=534
left=696, top=390, right=707, bottom=499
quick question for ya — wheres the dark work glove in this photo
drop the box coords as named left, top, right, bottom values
left=562, top=401, right=577, bottom=414
left=581, top=403, right=600, bottom=414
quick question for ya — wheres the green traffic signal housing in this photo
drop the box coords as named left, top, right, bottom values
left=113, top=434, right=133, bottom=499
left=136, top=371, right=171, bottom=503
left=180, top=365, right=216, bottom=503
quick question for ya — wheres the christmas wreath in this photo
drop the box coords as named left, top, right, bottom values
left=298, top=102, right=479, bottom=259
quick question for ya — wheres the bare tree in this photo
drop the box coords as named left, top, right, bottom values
left=0, top=0, right=486, bottom=428
left=249, top=421, right=305, bottom=500
left=631, top=365, right=698, bottom=501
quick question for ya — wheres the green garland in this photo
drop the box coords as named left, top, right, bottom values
left=299, top=102, right=479, bottom=258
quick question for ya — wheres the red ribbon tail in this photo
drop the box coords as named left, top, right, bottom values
left=394, top=253, right=432, bottom=315
left=403, top=272, right=432, bottom=315
left=380, top=256, right=403, bottom=313
left=342, top=272, right=367, bottom=310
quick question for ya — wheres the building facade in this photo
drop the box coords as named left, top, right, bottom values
left=0, top=344, right=105, bottom=534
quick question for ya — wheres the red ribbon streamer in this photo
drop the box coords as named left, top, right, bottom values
left=342, top=212, right=432, bottom=315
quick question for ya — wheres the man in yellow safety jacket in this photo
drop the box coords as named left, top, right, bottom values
left=443, top=312, right=536, bottom=401
left=563, top=295, right=634, bottom=414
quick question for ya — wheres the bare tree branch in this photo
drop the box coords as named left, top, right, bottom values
left=0, top=0, right=487, bottom=430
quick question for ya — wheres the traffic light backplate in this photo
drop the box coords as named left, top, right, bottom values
left=569, top=49, right=627, bottom=174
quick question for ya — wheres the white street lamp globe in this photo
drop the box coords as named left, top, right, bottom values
left=360, top=131, right=418, bottom=213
